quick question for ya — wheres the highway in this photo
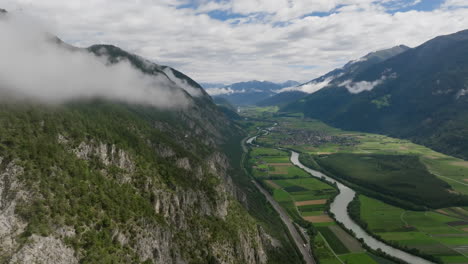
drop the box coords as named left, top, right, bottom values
left=243, top=135, right=316, bottom=264
left=252, top=180, right=316, bottom=264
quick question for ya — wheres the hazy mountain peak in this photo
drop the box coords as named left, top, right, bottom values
left=363, top=45, right=410, bottom=59
left=433, top=28, right=468, bottom=41
left=279, top=80, right=300, bottom=87
left=344, top=45, right=410, bottom=68
left=87, top=44, right=208, bottom=98
left=278, top=44, right=409, bottom=98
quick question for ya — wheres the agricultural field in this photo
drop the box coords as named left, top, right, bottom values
left=269, top=172, right=382, bottom=264
left=313, top=153, right=460, bottom=208
left=248, top=112, right=468, bottom=198
left=359, top=195, right=468, bottom=263
left=239, top=105, right=279, bottom=118
left=422, top=157, right=468, bottom=195
left=248, top=148, right=310, bottom=179
left=313, top=226, right=386, bottom=264
left=242, top=109, right=468, bottom=263
left=247, top=144, right=390, bottom=263
left=271, top=177, right=336, bottom=222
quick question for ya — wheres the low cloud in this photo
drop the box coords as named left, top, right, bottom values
left=339, top=79, right=384, bottom=94
left=339, top=75, right=387, bottom=94
left=339, top=70, right=396, bottom=94
left=280, top=77, right=333, bottom=94
left=0, top=13, right=191, bottom=108
left=206, top=87, right=233, bottom=96
left=162, top=67, right=202, bottom=97
left=456, top=88, right=468, bottom=99
left=205, top=87, right=246, bottom=96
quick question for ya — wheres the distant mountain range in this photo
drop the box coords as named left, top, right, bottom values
left=283, top=29, right=468, bottom=159
left=203, top=80, right=300, bottom=106
left=257, top=91, right=308, bottom=107
left=205, top=45, right=410, bottom=108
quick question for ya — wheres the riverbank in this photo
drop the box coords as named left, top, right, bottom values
left=291, top=151, right=435, bottom=264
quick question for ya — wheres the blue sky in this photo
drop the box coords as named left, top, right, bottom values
left=178, top=0, right=447, bottom=21
left=3, top=0, right=468, bottom=84
left=383, top=0, right=445, bottom=13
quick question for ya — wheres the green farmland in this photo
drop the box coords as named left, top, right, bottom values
left=248, top=148, right=310, bottom=179
left=254, top=114, right=468, bottom=199
left=241, top=108, right=468, bottom=263
left=358, top=195, right=468, bottom=263
left=246, top=142, right=394, bottom=263
left=312, top=153, right=463, bottom=208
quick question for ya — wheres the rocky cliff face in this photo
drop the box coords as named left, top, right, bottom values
left=0, top=159, right=28, bottom=260
left=0, top=101, right=278, bottom=264
left=9, top=235, right=78, bottom=264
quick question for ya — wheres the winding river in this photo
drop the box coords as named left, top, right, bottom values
left=246, top=132, right=434, bottom=263
left=290, top=151, right=435, bottom=264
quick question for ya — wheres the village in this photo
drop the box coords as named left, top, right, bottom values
left=274, top=127, right=359, bottom=147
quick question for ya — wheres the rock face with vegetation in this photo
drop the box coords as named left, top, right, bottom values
left=0, top=36, right=302, bottom=263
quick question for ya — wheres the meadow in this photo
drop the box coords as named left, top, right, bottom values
left=248, top=148, right=310, bottom=179
left=358, top=195, right=468, bottom=263
left=314, top=153, right=461, bottom=208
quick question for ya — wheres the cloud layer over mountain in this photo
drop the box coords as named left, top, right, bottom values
left=0, top=13, right=190, bottom=108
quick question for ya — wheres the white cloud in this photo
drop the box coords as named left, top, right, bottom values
left=206, top=87, right=235, bottom=95
left=347, top=56, right=368, bottom=64
left=1, top=0, right=468, bottom=84
left=339, top=70, right=396, bottom=93
left=205, top=87, right=248, bottom=95
left=443, top=0, right=468, bottom=9
left=456, top=88, right=468, bottom=99
left=162, top=67, right=202, bottom=97
left=280, top=77, right=333, bottom=94
left=339, top=79, right=383, bottom=93
left=0, top=13, right=190, bottom=108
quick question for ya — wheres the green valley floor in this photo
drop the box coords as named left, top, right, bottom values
left=240, top=107, right=468, bottom=264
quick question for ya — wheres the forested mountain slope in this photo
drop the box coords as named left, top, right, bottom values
left=0, top=10, right=302, bottom=264
left=285, top=30, right=468, bottom=159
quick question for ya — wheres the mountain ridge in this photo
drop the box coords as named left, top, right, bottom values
left=260, top=45, right=410, bottom=107
left=283, top=29, right=468, bottom=159
left=0, top=11, right=302, bottom=263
